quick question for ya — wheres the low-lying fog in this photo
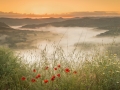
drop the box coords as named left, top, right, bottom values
left=11, top=26, right=120, bottom=63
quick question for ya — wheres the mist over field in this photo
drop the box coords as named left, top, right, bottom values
left=9, top=25, right=120, bottom=63
left=0, top=17, right=120, bottom=63
left=0, top=14, right=120, bottom=90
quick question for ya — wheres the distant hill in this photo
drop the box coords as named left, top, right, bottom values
left=21, top=17, right=120, bottom=37
left=0, top=22, right=13, bottom=30
left=0, top=17, right=65, bottom=26
left=21, top=17, right=120, bottom=28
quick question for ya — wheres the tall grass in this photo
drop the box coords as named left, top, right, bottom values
left=0, top=47, right=30, bottom=90
left=0, top=46, right=120, bottom=90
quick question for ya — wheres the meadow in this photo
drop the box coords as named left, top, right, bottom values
left=0, top=43, right=120, bottom=90
left=0, top=17, right=120, bottom=90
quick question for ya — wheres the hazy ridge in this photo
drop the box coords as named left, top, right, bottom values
left=0, top=17, right=65, bottom=26
left=21, top=17, right=120, bottom=37
left=0, top=22, right=59, bottom=49
left=0, top=22, right=13, bottom=30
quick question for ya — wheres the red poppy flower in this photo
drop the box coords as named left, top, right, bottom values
left=45, top=67, right=49, bottom=70
left=33, top=69, right=36, bottom=72
left=54, top=68, right=57, bottom=70
left=51, top=77, right=55, bottom=81
left=31, top=79, right=36, bottom=82
left=44, top=80, right=48, bottom=83
left=21, top=76, right=26, bottom=81
left=73, top=71, right=77, bottom=74
left=36, top=74, right=41, bottom=79
left=57, top=74, right=60, bottom=77
left=52, top=75, right=56, bottom=79
left=51, top=75, right=56, bottom=81
left=65, top=68, right=70, bottom=73
left=57, top=65, right=61, bottom=68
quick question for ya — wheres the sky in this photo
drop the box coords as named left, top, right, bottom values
left=0, top=0, right=120, bottom=15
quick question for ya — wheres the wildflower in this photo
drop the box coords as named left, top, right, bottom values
left=57, top=65, right=61, bottom=68
left=51, top=77, right=55, bottom=81
left=33, top=69, right=36, bottom=72
left=54, top=68, right=57, bottom=70
left=52, top=75, right=56, bottom=79
left=116, top=82, right=119, bottom=84
left=116, top=71, right=120, bottom=73
left=57, top=74, right=60, bottom=77
left=51, top=75, right=56, bottom=81
left=65, top=68, right=70, bottom=73
left=31, top=79, right=36, bottom=82
left=73, top=71, right=77, bottom=74
left=36, top=74, right=41, bottom=79
left=44, top=80, right=48, bottom=83
left=45, top=66, right=49, bottom=70
left=114, top=54, right=117, bottom=56
left=113, top=63, right=116, bottom=65
left=21, top=76, right=26, bottom=81
left=102, top=73, right=105, bottom=75
left=114, top=56, right=116, bottom=58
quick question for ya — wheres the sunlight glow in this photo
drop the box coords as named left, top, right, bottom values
left=0, top=0, right=120, bottom=15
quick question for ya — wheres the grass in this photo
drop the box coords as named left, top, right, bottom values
left=0, top=45, right=120, bottom=90
left=0, top=47, right=30, bottom=89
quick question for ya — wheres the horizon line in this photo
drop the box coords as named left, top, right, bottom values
left=0, top=11, right=120, bottom=15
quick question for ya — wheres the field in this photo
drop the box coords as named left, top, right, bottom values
left=0, top=17, right=120, bottom=90
left=0, top=43, right=120, bottom=90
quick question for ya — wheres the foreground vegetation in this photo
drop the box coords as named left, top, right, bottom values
left=0, top=46, right=120, bottom=90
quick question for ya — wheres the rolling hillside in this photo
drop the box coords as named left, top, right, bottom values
left=0, top=22, right=13, bottom=30
left=21, top=17, right=120, bottom=37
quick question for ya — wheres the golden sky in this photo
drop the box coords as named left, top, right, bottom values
left=0, top=0, right=119, bottom=14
